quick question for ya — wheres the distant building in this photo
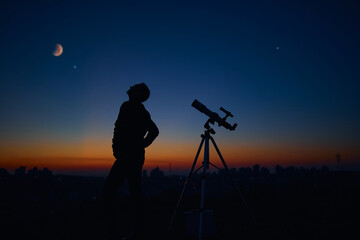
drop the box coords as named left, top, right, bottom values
left=28, top=167, right=39, bottom=176
left=15, top=166, right=26, bottom=176
left=253, top=164, right=260, bottom=177
left=142, top=169, right=148, bottom=178
left=40, top=167, right=52, bottom=177
left=0, top=168, right=9, bottom=177
left=150, top=167, right=164, bottom=178
left=261, top=167, right=270, bottom=177
left=275, top=165, right=284, bottom=176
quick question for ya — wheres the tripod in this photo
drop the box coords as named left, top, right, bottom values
left=168, top=122, right=255, bottom=240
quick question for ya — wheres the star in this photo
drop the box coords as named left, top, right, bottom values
left=73, top=65, right=77, bottom=69
left=276, top=46, right=280, bottom=50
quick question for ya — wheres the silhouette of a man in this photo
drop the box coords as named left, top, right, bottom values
left=103, top=83, right=159, bottom=240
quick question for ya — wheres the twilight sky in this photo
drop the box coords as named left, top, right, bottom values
left=1, top=0, right=359, bottom=175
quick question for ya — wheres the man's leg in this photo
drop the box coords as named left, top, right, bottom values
left=102, top=160, right=126, bottom=239
left=127, top=164, right=144, bottom=238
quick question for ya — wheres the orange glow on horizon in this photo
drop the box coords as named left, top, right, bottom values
left=1, top=138, right=359, bottom=174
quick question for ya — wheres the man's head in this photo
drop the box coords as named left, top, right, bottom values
left=127, top=83, right=150, bottom=102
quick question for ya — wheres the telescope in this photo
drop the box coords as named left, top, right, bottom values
left=169, top=100, right=253, bottom=238
left=192, top=99, right=237, bottom=131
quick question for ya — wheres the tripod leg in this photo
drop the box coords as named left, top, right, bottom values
left=168, top=136, right=205, bottom=232
left=199, top=134, right=210, bottom=240
left=209, top=136, right=257, bottom=225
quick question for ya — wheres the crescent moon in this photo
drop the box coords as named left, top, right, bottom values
left=52, top=43, right=63, bottom=57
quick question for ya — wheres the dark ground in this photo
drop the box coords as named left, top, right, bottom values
left=0, top=166, right=359, bottom=240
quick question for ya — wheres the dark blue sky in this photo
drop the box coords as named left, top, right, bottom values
left=1, top=0, right=359, bottom=171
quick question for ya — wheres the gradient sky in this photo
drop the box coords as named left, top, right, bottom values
left=1, top=0, right=359, bottom=175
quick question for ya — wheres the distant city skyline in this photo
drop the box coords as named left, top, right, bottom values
left=1, top=0, right=359, bottom=175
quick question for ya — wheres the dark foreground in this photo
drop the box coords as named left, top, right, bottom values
left=0, top=167, right=359, bottom=240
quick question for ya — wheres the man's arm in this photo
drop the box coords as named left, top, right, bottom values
left=143, top=119, right=159, bottom=148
